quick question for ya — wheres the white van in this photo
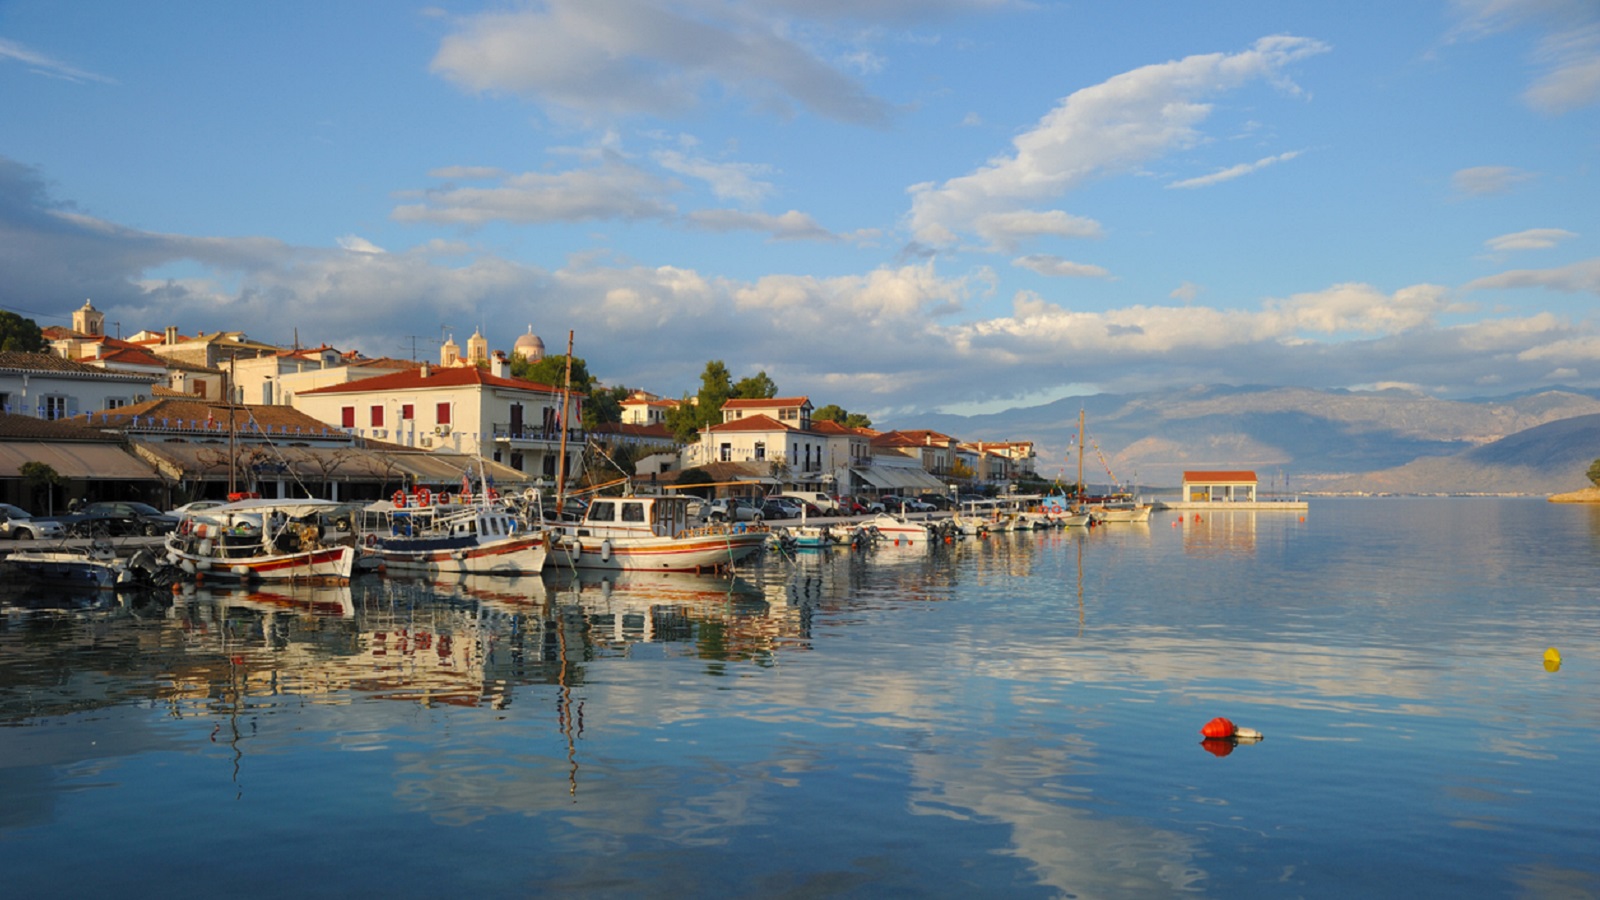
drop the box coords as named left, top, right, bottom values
left=780, top=491, right=839, bottom=515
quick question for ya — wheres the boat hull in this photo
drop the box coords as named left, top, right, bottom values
left=366, top=534, right=547, bottom=575
left=546, top=530, right=767, bottom=572
left=166, top=538, right=356, bottom=582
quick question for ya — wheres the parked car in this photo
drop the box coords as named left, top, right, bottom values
left=917, top=494, right=954, bottom=510
left=778, top=491, right=838, bottom=515
left=52, top=501, right=180, bottom=537
left=166, top=500, right=227, bottom=519
left=0, top=503, right=67, bottom=540
left=761, top=498, right=797, bottom=520
left=903, top=497, right=937, bottom=513
left=834, top=496, right=867, bottom=515
left=707, top=498, right=764, bottom=523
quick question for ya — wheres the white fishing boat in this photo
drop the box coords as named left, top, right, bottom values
left=3, top=541, right=128, bottom=589
left=359, top=488, right=546, bottom=576
left=165, top=498, right=359, bottom=582
left=865, top=512, right=934, bottom=545
left=544, top=492, right=769, bottom=572
left=1087, top=500, right=1153, bottom=524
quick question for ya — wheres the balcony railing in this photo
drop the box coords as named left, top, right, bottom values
left=492, top=424, right=586, bottom=443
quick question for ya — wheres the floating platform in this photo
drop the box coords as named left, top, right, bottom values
left=1152, top=499, right=1308, bottom=511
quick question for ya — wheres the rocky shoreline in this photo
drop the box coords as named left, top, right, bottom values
left=1548, top=487, right=1600, bottom=503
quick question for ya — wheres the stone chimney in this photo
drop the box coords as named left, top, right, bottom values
left=419, top=362, right=430, bottom=379
left=164, top=325, right=179, bottom=345
left=490, top=351, right=510, bottom=379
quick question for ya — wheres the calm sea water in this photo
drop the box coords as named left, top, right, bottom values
left=2, top=498, right=1598, bottom=898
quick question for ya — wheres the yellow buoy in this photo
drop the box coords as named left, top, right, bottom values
left=1544, top=647, right=1562, bottom=672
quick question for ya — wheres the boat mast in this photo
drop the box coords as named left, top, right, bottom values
left=228, top=355, right=238, bottom=496
left=554, top=330, right=574, bottom=518
left=1076, top=408, right=1085, bottom=505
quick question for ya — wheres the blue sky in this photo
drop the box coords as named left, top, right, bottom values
left=1, top=0, right=1596, bottom=421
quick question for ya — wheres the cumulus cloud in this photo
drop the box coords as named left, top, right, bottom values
left=1451, top=165, right=1536, bottom=195
left=337, top=235, right=386, bottom=254
left=1166, top=150, right=1303, bottom=189
left=430, top=0, right=893, bottom=125
left=1484, top=228, right=1577, bottom=252
left=1012, top=254, right=1111, bottom=279
left=906, top=36, right=1328, bottom=248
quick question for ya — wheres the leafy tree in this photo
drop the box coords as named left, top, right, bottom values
left=814, top=403, right=872, bottom=429
left=1588, top=458, right=1600, bottom=487
left=20, top=461, right=63, bottom=514
left=732, top=371, right=778, bottom=400
left=675, top=467, right=715, bottom=498
left=0, top=311, right=45, bottom=352
left=513, top=353, right=595, bottom=393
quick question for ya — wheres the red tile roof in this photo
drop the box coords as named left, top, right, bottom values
left=297, top=364, right=560, bottom=395
left=721, top=396, right=811, bottom=409
left=1183, top=470, right=1258, bottom=482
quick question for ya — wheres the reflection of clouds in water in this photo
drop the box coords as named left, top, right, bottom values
left=910, top=737, right=1204, bottom=895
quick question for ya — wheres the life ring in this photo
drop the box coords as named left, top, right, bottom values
left=461, top=491, right=473, bottom=504
left=414, top=487, right=433, bottom=507
left=364, top=533, right=378, bottom=547
left=487, top=486, right=499, bottom=499
left=178, top=519, right=192, bottom=536
left=600, top=540, right=612, bottom=563
left=392, top=489, right=407, bottom=509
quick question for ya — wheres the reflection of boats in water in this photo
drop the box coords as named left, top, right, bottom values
left=182, top=581, right=356, bottom=617
left=544, top=567, right=768, bottom=647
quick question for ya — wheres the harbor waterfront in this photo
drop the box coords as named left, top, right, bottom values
left=2, top=497, right=1598, bottom=897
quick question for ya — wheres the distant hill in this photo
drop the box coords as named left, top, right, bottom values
left=887, top=385, right=1600, bottom=495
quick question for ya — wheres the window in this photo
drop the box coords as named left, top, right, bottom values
left=341, top=406, right=356, bottom=428
left=621, top=502, right=645, bottom=523
left=43, top=396, right=68, bottom=420
left=401, top=404, right=414, bottom=420
left=720, top=442, right=732, bottom=462
left=106, top=397, right=127, bottom=409
left=754, top=441, right=766, bottom=461
left=510, top=451, right=524, bottom=471
left=588, top=501, right=616, bottom=522
left=436, top=402, right=451, bottom=425
left=780, top=408, right=797, bottom=421
left=370, top=405, right=384, bottom=427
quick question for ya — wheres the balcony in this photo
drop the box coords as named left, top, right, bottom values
left=492, top=424, right=586, bottom=444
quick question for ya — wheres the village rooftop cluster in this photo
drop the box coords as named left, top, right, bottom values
left=0, top=301, right=1039, bottom=512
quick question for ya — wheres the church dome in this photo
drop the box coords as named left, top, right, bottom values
left=513, top=326, right=545, bottom=361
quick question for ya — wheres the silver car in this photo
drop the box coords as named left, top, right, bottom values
left=0, top=503, right=67, bottom=540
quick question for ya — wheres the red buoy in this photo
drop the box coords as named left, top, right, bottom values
left=1200, top=717, right=1236, bottom=739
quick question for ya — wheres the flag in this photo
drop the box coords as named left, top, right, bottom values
left=461, top=466, right=472, bottom=497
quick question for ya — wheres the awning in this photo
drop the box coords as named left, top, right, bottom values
left=851, top=466, right=947, bottom=492
left=0, top=442, right=161, bottom=480
left=128, top=440, right=535, bottom=487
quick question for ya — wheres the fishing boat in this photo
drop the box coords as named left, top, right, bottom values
left=165, top=498, right=359, bottom=582
left=358, top=487, right=547, bottom=576
left=865, top=511, right=935, bottom=545
left=544, top=492, right=769, bottom=572
left=3, top=541, right=130, bottom=589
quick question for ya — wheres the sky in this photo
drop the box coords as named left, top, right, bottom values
left=1, top=0, right=1597, bottom=424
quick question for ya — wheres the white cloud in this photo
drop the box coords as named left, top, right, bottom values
left=906, top=36, right=1328, bottom=248
left=974, top=209, right=1102, bottom=253
left=1012, top=254, right=1111, bottom=279
left=653, top=150, right=775, bottom=205
left=337, top=235, right=386, bottom=254
left=1451, top=165, right=1536, bottom=195
left=1484, top=228, right=1578, bottom=252
left=0, top=37, right=116, bottom=84
left=1464, top=257, right=1600, bottom=294
left=392, top=159, right=679, bottom=226
left=1166, top=150, right=1303, bottom=189
left=686, top=209, right=837, bottom=241
left=1170, top=281, right=1201, bottom=302
left=1447, top=0, right=1600, bottom=114
left=430, top=0, right=892, bottom=125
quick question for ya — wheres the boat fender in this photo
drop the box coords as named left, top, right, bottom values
left=570, top=540, right=581, bottom=561
left=735, top=523, right=747, bottom=534
left=197, top=538, right=213, bottom=557
left=232, top=565, right=250, bottom=577
left=180, top=560, right=196, bottom=575
left=600, top=540, right=612, bottom=563
left=1233, top=727, right=1264, bottom=743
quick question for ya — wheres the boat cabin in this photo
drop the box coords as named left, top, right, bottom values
left=574, top=495, right=690, bottom=539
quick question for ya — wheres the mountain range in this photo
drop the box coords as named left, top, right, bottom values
left=895, top=385, right=1600, bottom=496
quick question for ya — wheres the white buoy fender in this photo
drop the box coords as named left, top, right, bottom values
left=600, top=540, right=612, bottom=563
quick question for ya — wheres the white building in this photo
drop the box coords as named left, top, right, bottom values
left=292, top=359, right=583, bottom=483
left=0, top=351, right=158, bottom=419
